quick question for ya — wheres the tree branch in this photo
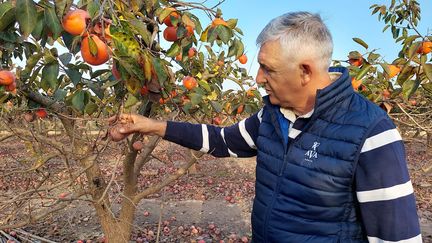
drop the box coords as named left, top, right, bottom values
left=132, top=150, right=203, bottom=204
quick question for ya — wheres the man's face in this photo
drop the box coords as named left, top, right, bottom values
left=256, top=40, right=305, bottom=109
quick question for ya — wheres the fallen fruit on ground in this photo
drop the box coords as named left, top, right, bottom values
left=81, top=34, right=110, bottom=66
left=213, top=116, right=222, bottom=125
left=35, top=108, right=48, bottom=119
left=23, top=112, right=35, bottom=122
left=62, top=9, right=90, bottom=36
left=59, top=192, right=69, bottom=199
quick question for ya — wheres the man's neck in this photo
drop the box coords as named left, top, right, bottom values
left=292, top=71, right=342, bottom=115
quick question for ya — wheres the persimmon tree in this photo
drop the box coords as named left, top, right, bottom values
left=339, top=0, right=432, bottom=173
left=0, top=0, right=260, bottom=241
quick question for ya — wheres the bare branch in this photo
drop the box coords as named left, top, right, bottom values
left=133, top=150, right=204, bottom=204
left=134, top=135, right=160, bottom=174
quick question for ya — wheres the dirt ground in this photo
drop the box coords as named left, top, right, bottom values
left=1, top=137, right=431, bottom=242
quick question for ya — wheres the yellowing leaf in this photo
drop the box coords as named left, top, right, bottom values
left=200, top=26, right=209, bottom=42
left=125, top=77, right=141, bottom=94
left=143, top=53, right=152, bottom=81
left=207, top=91, right=218, bottom=101
left=182, top=15, right=195, bottom=28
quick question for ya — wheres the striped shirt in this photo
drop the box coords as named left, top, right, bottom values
left=164, top=108, right=422, bottom=242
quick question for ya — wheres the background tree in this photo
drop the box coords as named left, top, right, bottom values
left=0, top=0, right=260, bottom=241
left=340, top=0, right=432, bottom=173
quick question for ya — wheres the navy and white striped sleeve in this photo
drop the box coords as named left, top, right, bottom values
left=355, top=117, right=422, bottom=243
left=163, top=109, right=263, bottom=158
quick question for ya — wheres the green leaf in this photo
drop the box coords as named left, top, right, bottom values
left=16, top=0, right=37, bottom=38
left=423, top=63, right=432, bottom=82
left=396, top=65, right=415, bottom=86
left=228, top=39, right=238, bottom=57
left=367, top=52, right=380, bottom=63
left=53, top=88, right=67, bottom=101
left=65, top=68, right=82, bottom=86
left=21, top=53, right=43, bottom=79
left=54, top=0, right=73, bottom=21
left=59, top=53, right=72, bottom=65
left=29, top=65, right=43, bottom=84
left=353, top=38, right=368, bottom=49
left=91, top=69, right=110, bottom=79
left=401, top=78, right=420, bottom=100
left=189, top=93, right=203, bottom=106
left=101, top=80, right=120, bottom=89
left=214, top=25, right=231, bottom=43
left=31, top=10, right=45, bottom=40
left=87, top=1, right=101, bottom=19
left=44, top=5, right=62, bottom=40
left=127, top=18, right=151, bottom=47
left=188, top=13, right=202, bottom=34
left=0, top=2, right=15, bottom=31
left=125, top=94, right=139, bottom=108
left=210, top=100, right=222, bottom=113
left=152, top=58, right=168, bottom=84
left=85, top=101, right=98, bottom=115
left=41, top=62, right=60, bottom=91
left=226, top=19, right=237, bottom=29
left=87, top=82, right=104, bottom=99
left=61, top=32, right=81, bottom=54
left=355, top=64, right=372, bottom=80
left=236, top=40, right=245, bottom=58
left=166, top=42, right=181, bottom=57
left=71, top=90, right=86, bottom=112
left=198, top=79, right=211, bottom=92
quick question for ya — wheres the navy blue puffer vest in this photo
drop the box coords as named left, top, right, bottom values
left=252, top=67, right=387, bottom=242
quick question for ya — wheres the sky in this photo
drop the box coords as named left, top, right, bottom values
left=202, top=0, right=432, bottom=79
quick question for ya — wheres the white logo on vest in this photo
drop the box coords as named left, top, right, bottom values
left=304, top=141, right=320, bottom=163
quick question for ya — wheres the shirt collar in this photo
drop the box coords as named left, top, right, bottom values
left=279, top=108, right=314, bottom=123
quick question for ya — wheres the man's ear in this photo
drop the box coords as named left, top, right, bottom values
left=300, top=63, right=312, bottom=86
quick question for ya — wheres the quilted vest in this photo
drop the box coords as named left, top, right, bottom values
left=252, top=67, right=387, bottom=242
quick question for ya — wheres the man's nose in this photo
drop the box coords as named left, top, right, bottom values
left=256, top=68, right=266, bottom=85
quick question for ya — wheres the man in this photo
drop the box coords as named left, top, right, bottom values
left=113, top=12, right=422, bottom=242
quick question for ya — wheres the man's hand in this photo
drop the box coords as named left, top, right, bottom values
left=108, top=113, right=167, bottom=137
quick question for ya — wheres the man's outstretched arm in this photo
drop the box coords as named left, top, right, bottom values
left=112, top=109, right=263, bottom=158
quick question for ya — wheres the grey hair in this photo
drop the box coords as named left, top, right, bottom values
left=256, top=12, right=333, bottom=70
